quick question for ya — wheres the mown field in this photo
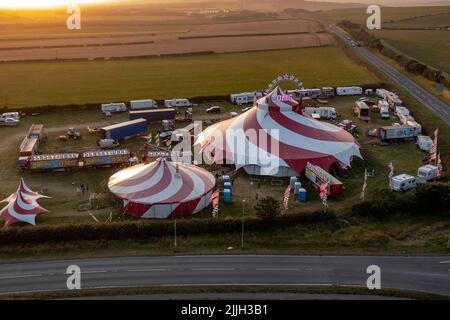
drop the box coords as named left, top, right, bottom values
left=318, top=6, right=450, bottom=24
left=0, top=47, right=378, bottom=108
left=373, top=30, right=450, bottom=74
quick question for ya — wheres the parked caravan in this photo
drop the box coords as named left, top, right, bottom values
left=321, top=87, right=335, bottom=98
left=230, top=92, right=263, bottom=105
left=390, top=174, right=416, bottom=192
left=379, top=101, right=390, bottom=119
left=395, top=106, right=410, bottom=118
left=101, top=103, right=127, bottom=113
left=416, top=165, right=438, bottom=184
left=336, top=86, right=363, bottom=96
left=164, top=98, right=192, bottom=108
left=303, top=107, right=337, bottom=120
left=0, top=112, right=20, bottom=121
left=130, top=99, right=158, bottom=110
left=416, top=135, right=433, bottom=152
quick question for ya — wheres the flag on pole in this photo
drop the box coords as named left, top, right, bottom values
left=283, top=185, right=291, bottom=210
left=437, top=153, right=443, bottom=178
left=430, top=128, right=439, bottom=163
left=388, top=161, right=394, bottom=189
left=319, top=183, right=329, bottom=207
left=154, top=133, right=160, bottom=146
left=360, top=169, right=368, bottom=200
left=146, top=133, right=153, bottom=145
left=211, top=190, right=220, bottom=218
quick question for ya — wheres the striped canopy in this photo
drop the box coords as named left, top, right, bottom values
left=108, top=158, right=215, bottom=219
left=0, top=179, right=49, bottom=228
left=195, top=87, right=361, bottom=177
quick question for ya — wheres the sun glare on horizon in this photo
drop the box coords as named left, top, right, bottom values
left=0, top=0, right=106, bottom=9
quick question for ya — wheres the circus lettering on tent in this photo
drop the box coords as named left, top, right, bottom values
left=0, top=178, right=50, bottom=228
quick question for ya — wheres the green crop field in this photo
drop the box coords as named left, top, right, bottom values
left=373, top=30, right=450, bottom=74
left=384, top=12, right=450, bottom=28
left=318, top=6, right=450, bottom=24
left=0, top=47, right=378, bottom=108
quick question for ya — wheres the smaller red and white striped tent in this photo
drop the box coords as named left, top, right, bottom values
left=108, top=158, right=216, bottom=219
left=0, top=178, right=49, bottom=228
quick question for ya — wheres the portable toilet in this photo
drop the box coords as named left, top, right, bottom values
left=290, top=177, right=298, bottom=188
left=294, top=182, right=302, bottom=195
left=298, top=188, right=307, bottom=202
left=224, top=182, right=232, bottom=190
left=223, top=189, right=232, bottom=203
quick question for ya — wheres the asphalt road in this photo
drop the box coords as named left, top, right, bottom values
left=0, top=255, right=449, bottom=296
left=324, top=22, right=450, bottom=125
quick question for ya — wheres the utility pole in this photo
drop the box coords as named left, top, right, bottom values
left=241, top=199, right=245, bottom=248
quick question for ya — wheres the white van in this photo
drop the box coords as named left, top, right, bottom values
left=164, top=99, right=192, bottom=108
left=130, top=99, right=158, bottom=110
left=101, top=103, right=127, bottom=113
left=378, top=100, right=390, bottom=119
left=390, top=174, right=417, bottom=192
left=0, top=112, right=20, bottom=121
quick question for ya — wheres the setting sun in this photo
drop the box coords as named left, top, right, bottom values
left=0, top=0, right=106, bottom=9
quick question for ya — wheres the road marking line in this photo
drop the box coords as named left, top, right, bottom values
left=82, top=270, right=108, bottom=274
left=127, top=269, right=169, bottom=272
left=256, top=268, right=299, bottom=271
left=191, top=268, right=236, bottom=271
left=0, top=274, right=42, bottom=280
left=439, top=261, right=450, bottom=264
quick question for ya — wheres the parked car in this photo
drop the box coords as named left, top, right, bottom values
left=206, top=106, right=221, bottom=114
left=98, top=139, right=120, bottom=149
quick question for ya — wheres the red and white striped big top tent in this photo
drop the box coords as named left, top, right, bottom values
left=195, top=87, right=361, bottom=177
left=108, top=158, right=216, bottom=219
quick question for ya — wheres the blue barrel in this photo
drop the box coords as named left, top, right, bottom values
left=298, top=188, right=307, bottom=202
left=223, top=189, right=232, bottom=203
left=223, top=175, right=230, bottom=183
left=294, top=182, right=302, bottom=195
left=224, top=182, right=232, bottom=190
left=290, top=177, right=298, bottom=188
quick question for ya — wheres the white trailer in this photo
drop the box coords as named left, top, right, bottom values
left=395, top=106, right=410, bottom=118
left=376, top=88, right=390, bottom=99
left=390, top=174, right=417, bottom=192
left=164, top=98, right=193, bottom=108
left=230, top=92, right=263, bottom=105
left=303, top=107, right=337, bottom=120
left=416, top=165, right=438, bottom=184
left=130, top=99, right=158, bottom=110
left=416, top=135, right=433, bottom=152
left=336, top=86, right=363, bottom=96
left=101, top=103, right=127, bottom=113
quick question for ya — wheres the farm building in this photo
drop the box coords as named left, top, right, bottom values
left=195, top=87, right=361, bottom=177
left=108, top=158, right=215, bottom=219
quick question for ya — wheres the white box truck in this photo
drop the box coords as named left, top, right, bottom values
left=164, top=99, right=192, bottom=108
left=130, top=99, right=158, bottom=110
left=101, top=103, right=127, bottom=113
left=336, top=86, right=363, bottom=96
left=390, top=174, right=417, bottom=192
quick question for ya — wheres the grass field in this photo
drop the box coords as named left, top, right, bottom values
left=0, top=47, right=378, bottom=108
left=317, top=6, right=450, bottom=24
left=373, top=30, right=450, bottom=74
